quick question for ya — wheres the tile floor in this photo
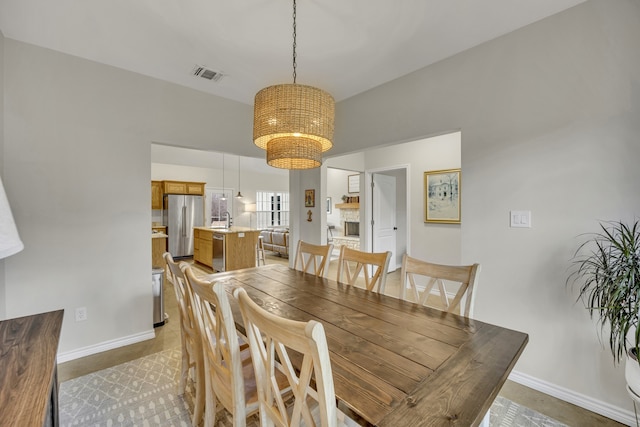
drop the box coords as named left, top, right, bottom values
left=58, top=252, right=624, bottom=426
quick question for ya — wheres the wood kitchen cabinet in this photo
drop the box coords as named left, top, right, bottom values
left=193, top=228, right=214, bottom=268
left=162, top=181, right=205, bottom=196
left=151, top=181, right=163, bottom=209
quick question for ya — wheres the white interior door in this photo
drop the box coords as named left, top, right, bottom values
left=372, top=173, right=397, bottom=271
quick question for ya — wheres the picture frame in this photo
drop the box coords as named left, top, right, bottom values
left=348, top=174, right=360, bottom=193
left=305, top=189, right=315, bottom=207
left=326, top=197, right=332, bottom=213
left=424, top=169, right=461, bottom=224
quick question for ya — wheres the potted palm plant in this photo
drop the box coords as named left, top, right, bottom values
left=568, top=220, right=640, bottom=396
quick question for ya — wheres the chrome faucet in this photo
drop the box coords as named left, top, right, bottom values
left=223, top=211, right=232, bottom=228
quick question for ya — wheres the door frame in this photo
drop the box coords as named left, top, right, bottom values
left=363, top=164, right=410, bottom=271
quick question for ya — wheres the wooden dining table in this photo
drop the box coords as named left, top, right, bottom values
left=205, top=264, right=528, bottom=427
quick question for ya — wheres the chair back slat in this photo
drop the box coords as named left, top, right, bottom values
left=400, top=254, right=481, bottom=317
left=294, top=240, right=334, bottom=278
left=336, top=246, right=392, bottom=293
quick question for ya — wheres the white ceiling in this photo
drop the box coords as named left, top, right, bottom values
left=0, top=0, right=587, bottom=105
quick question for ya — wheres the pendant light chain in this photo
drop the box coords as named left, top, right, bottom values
left=292, top=0, right=297, bottom=84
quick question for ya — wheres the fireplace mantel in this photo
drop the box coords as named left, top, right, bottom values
left=335, top=202, right=359, bottom=209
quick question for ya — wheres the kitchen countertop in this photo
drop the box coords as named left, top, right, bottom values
left=152, top=232, right=168, bottom=239
left=193, top=226, right=259, bottom=234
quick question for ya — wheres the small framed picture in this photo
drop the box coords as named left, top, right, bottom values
left=305, top=189, right=315, bottom=207
left=348, top=174, right=360, bottom=193
left=424, top=169, right=461, bottom=223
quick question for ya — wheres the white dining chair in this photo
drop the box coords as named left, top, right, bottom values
left=182, top=265, right=264, bottom=427
left=293, top=240, right=334, bottom=278
left=163, top=252, right=205, bottom=426
left=234, top=287, right=358, bottom=427
left=336, top=246, right=391, bottom=293
left=400, top=253, right=481, bottom=318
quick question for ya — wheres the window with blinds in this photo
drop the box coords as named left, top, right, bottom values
left=256, top=191, right=289, bottom=229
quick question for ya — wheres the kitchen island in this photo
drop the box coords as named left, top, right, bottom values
left=193, top=226, right=260, bottom=272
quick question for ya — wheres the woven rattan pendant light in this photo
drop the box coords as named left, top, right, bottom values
left=253, top=0, right=335, bottom=170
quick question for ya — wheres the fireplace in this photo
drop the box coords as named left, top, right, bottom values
left=344, top=221, right=360, bottom=237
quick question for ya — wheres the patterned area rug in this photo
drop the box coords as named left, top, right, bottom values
left=59, top=348, right=567, bottom=427
left=59, top=348, right=192, bottom=427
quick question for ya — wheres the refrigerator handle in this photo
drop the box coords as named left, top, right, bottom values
left=182, top=205, right=187, bottom=237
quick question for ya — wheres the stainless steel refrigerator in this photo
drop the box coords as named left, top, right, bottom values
left=163, top=194, right=204, bottom=258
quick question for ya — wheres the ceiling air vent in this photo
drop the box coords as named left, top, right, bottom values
left=192, top=65, right=224, bottom=82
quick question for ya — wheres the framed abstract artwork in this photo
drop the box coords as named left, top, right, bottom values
left=424, top=169, right=461, bottom=223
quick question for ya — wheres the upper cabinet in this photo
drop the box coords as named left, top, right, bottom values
left=151, top=181, right=163, bottom=209
left=162, top=181, right=205, bottom=196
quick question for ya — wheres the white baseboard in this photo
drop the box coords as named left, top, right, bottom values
left=56, top=329, right=156, bottom=364
left=509, top=369, right=635, bottom=426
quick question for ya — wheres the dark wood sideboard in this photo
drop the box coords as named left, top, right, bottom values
left=0, top=310, right=64, bottom=427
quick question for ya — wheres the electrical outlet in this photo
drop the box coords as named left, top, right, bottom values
left=75, top=307, right=87, bottom=322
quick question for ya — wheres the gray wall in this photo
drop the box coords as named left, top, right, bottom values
left=328, top=0, right=640, bottom=420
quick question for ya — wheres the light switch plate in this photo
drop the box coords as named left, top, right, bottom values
left=510, top=210, right=532, bottom=228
